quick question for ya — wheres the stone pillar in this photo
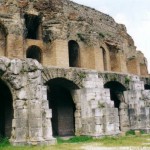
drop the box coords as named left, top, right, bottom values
left=3, top=58, right=56, bottom=145
left=124, top=75, right=149, bottom=131
left=12, top=98, right=28, bottom=145
left=71, top=90, right=82, bottom=135
left=7, top=34, right=24, bottom=59
left=78, top=71, right=120, bottom=136
left=42, top=86, right=56, bottom=144
left=48, top=39, right=69, bottom=67
left=26, top=70, right=56, bottom=145
left=79, top=43, right=96, bottom=70
left=127, top=57, right=140, bottom=75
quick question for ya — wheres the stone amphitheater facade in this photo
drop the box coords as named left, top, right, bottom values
left=0, top=0, right=150, bottom=146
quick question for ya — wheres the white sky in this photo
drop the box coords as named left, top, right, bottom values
left=71, top=0, right=150, bottom=73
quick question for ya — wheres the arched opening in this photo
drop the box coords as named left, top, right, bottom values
left=104, top=81, right=127, bottom=130
left=107, top=45, right=120, bottom=72
left=68, top=40, right=80, bottom=67
left=101, top=47, right=107, bottom=71
left=24, top=14, right=41, bottom=39
left=0, top=79, right=13, bottom=138
left=0, top=24, right=7, bottom=56
left=145, top=84, right=150, bottom=90
left=46, top=78, right=79, bottom=137
left=26, top=45, right=42, bottom=63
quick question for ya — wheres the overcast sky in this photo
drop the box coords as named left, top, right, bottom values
left=72, top=0, right=150, bottom=73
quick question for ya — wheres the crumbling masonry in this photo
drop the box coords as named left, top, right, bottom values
left=0, top=0, right=150, bottom=146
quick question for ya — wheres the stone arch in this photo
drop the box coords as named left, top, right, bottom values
left=24, top=14, right=41, bottom=40
left=104, top=81, right=128, bottom=131
left=0, top=78, right=13, bottom=138
left=99, top=73, right=130, bottom=90
left=46, top=78, right=80, bottom=136
left=26, top=45, right=42, bottom=63
left=0, top=23, right=7, bottom=56
left=68, top=40, right=80, bottom=67
left=42, top=68, right=84, bottom=88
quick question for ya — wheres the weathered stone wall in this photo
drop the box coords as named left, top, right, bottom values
left=0, top=0, right=148, bottom=76
left=0, top=57, right=56, bottom=145
left=0, top=57, right=150, bottom=145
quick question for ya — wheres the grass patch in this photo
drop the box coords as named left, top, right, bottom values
left=126, top=130, right=135, bottom=136
left=0, top=137, right=10, bottom=147
left=0, top=135, right=150, bottom=149
left=93, top=135, right=150, bottom=147
left=57, top=136, right=93, bottom=144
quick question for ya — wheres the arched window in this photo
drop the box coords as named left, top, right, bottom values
left=24, top=14, right=41, bottom=39
left=26, top=45, right=42, bottom=63
left=68, top=40, right=80, bottom=67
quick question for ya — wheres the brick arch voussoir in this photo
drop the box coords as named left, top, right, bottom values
left=42, top=68, right=84, bottom=88
left=99, top=73, right=130, bottom=89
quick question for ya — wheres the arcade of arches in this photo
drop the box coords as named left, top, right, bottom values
left=0, top=57, right=149, bottom=146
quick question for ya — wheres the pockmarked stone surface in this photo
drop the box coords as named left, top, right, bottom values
left=0, top=0, right=149, bottom=146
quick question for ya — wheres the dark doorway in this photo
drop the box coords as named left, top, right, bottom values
left=145, top=84, right=150, bottom=90
left=26, top=45, right=42, bottom=63
left=0, top=79, right=13, bottom=138
left=24, top=14, right=41, bottom=39
left=104, top=81, right=126, bottom=130
left=68, top=40, right=80, bottom=67
left=47, top=78, right=78, bottom=137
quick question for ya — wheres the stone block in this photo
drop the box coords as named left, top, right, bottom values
left=15, top=100, right=25, bottom=109
left=24, top=59, right=43, bottom=72
left=45, top=109, right=52, bottom=118
left=0, top=57, right=10, bottom=72
left=42, top=86, right=48, bottom=100
left=43, top=127, right=52, bottom=140
left=15, top=128, right=28, bottom=142
left=16, top=88, right=27, bottom=100
left=28, top=100, right=41, bottom=110
left=42, top=100, right=49, bottom=109
left=14, top=108, right=28, bottom=119
left=90, top=100, right=98, bottom=109
left=29, top=128, right=43, bottom=141
left=129, top=81, right=144, bottom=90
left=43, top=119, right=52, bottom=128
left=29, top=109, right=42, bottom=118
left=8, top=75, right=27, bottom=90
left=8, top=59, right=23, bottom=75
left=29, top=118, right=42, bottom=128
left=94, top=108, right=103, bottom=117
left=95, top=117, right=103, bottom=125
left=75, top=110, right=81, bottom=117
left=95, top=125, right=102, bottom=133
left=13, top=118, right=28, bottom=128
